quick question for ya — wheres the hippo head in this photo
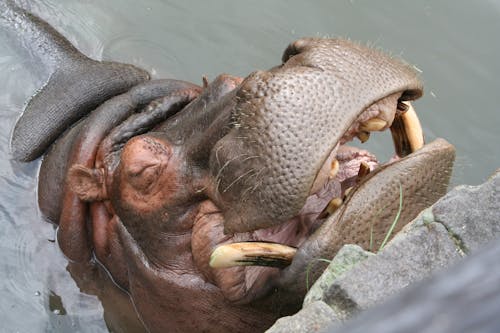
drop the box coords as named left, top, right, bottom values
left=58, top=38, right=454, bottom=331
left=4, top=2, right=453, bottom=330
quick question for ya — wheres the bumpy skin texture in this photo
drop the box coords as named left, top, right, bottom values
left=211, top=39, right=422, bottom=233
left=5, top=3, right=456, bottom=332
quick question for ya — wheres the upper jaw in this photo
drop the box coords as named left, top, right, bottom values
left=210, top=38, right=425, bottom=235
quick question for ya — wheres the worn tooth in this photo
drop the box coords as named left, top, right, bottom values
left=390, top=102, right=424, bottom=157
left=356, top=161, right=371, bottom=181
left=360, top=118, right=387, bottom=132
left=357, top=131, right=370, bottom=143
left=209, top=242, right=297, bottom=269
left=329, top=159, right=340, bottom=179
left=326, top=197, right=343, bottom=214
left=319, top=197, right=343, bottom=219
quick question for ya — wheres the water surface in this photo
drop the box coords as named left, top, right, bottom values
left=1, top=1, right=499, bottom=331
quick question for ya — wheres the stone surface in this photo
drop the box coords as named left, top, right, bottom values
left=432, top=169, right=500, bottom=253
left=303, top=244, right=373, bottom=307
left=317, top=213, right=463, bottom=320
left=265, top=301, right=338, bottom=333
left=329, top=239, right=500, bottom=333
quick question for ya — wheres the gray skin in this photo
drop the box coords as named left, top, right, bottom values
left=4, top=2, right=455, bottom=332
left=1, top=0, right=149, bottom=161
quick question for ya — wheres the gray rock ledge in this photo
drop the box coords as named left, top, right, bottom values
left=266, top=169, right=500, bottom=332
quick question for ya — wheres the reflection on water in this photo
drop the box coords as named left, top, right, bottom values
left=1, top=0, right=499, bottom=331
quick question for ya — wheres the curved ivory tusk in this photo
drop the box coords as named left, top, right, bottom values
left=390, top=102, right=424, bottom=157
left=210, top=242, right=297, bottom=269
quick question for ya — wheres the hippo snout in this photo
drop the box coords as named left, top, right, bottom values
left=209, top=38, right=424, bottom=234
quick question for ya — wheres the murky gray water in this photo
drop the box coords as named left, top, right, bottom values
left=1, top=0, right=499, bottom=332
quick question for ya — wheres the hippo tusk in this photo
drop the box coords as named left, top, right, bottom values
left=210, top=242, right=297, bottom=268
left=390, top=102, right=425, bottom=157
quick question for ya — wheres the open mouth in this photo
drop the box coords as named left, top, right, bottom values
left=208, top=92, right=424, bottom=270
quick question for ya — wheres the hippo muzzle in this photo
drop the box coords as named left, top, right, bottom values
left=210, top=38, right=425, bottom=234
left=180, top=38, right=454, bottom=301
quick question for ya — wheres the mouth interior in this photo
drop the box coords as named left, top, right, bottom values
left=209, top=91, right=424, bottom=270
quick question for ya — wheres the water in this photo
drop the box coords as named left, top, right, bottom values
left=1, top=0, right=499, bottom=332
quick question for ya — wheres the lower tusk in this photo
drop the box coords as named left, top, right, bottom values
left=390, top=102, right=424, bottom=157
left=360, top=118, right=387, bottom=132
left=209, top=242, right=297, bottom=269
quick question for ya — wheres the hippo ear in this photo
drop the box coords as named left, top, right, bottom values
left=68, top=165, right=107, bottom=201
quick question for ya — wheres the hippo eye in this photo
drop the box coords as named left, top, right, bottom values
left=126, top=163, right=161, bottom=194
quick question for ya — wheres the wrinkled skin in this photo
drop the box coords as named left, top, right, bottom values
left=4, top=2, right=455, bottom=332
left=56, top=48, right=455, bottom=332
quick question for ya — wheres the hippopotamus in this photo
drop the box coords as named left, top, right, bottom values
left=2, top=1, right=455, bottom=332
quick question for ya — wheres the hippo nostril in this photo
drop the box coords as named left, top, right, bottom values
left=281, top=38, right=310, bottom=63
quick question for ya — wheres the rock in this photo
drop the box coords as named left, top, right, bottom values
left=329, top=239, right=500, bottom=333
left=432, top=169, right=500, bottom=253
left=315, top=214, right=463, bottom=320
left=265, top=301, right=338, bottom=333
left=303, top=244, right=373, bottom=307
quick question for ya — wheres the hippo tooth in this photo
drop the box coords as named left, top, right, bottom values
left=400, top=103, right=424, bottom=151
left=209, top=242, right=297, bottom=269
left=360, top=118, right=387, bottom=132
left=390, top=102, right=425, bottom=157
left=356, top=131, right=370, bottom=143
left=356, top=161, right=371, bottom=181
left=329, top=159, right=340, bottom=179
left=318, top=197, right=344, bottom=219
left=326, top=197, right=343, bottom=215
